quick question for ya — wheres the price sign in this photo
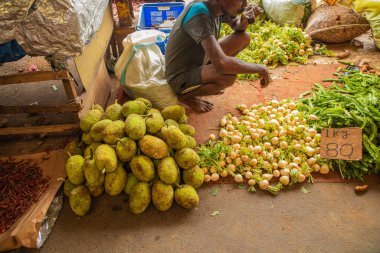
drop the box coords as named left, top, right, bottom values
left=320, top=128, right=362, bottom=160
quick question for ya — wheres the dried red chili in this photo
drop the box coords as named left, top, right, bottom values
left=0, top=159, right=49, bottom=233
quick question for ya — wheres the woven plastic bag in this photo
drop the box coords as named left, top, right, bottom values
left=305, top=3, right=370, bottom=43
left=262, top=0, right=317, bottom=27
left=114, top=30, right=178, bottom=109
left=352, top=0, right=380, bottom=49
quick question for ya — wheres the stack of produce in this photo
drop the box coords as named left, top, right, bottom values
left=297, top=70, right=380, bottom=181
left=63, top=99, right=202, bottom=216
left=198, top=99, right=332, bottom=195
left=220, top=21, right=334, bottom=80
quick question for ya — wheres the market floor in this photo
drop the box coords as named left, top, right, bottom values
left=3, top=39, right=380, bottom=252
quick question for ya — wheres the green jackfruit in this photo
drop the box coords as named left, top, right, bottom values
left=146, top=112, right=165, bottom=134
left=86, top=183, right=104, bottom=197
left=125, top=114, right=146, bottom=140
left=138, top=135, right=169, bottom=159
left=84, top=142, right=102, bottom=159
left=157, top=157, right=179, bottom=184
left=103, top=120, right=125, bottom=144
left=84, top=157, right=104, bottom=186
left=95, top=144, right=117, bottom=173
left=174, top=185, right=199, bottom=209
left=80, top=109, right=102, bottom=132
left=122, top=100, right=147, bottom=117
left=135, top=97, right=152, bottom=109
left=161, top=105, right=185, bottom=121
left=178, top=114, right=188, bottom=124
left=124, top=173, right=140, bottom=196
left=147, top=108, right=160, bottom=114
left=152, top=181, right=174, bottom=211
left=174, top=148, right=200, bottom=169
left=81, top=132, right=93, bottom=145
left=129, top=155, right=155, bottom=182
left=64, top=180, right=75, bottom=197
left=161, top=125, right=187, bottom=150
left=90, top=119, right=113, bottom=142
left=185, top=135, right=196, bottom=149
left=63, top=139, right=83, bottom=160
left=183, top=166, right=204, bottom=189
left=66, top=155, right=85, bottom=185
left=69, top=185, right=91, bottom=216
left=115, top=137, right=137, bottom=162
left=179, top=124, right=195, bottom=136
left=129, top=182, right=151, bottom=214
left=105, top=164, right=127, bottom=196
left=92, top=104, right=104, bottom=113
left=165, top=119, right=179, bottom=128
left=104, top=100, right=123, bottom=121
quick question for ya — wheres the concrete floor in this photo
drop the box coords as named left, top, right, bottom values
left=3, top=36, right=380, bottom=253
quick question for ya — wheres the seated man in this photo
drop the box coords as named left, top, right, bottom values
left=165, top=0, right=271, bottom=112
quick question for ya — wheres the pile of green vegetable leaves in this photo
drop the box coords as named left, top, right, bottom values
left=221, top=21, right=334, bottom=80
left=297, top=71, right=380, bottom=181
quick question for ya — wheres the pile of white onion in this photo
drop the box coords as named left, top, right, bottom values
left=202, top=99, right=331, bottom=194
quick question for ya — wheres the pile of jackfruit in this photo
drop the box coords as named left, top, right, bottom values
left=63, top=98, right=204, bottom=216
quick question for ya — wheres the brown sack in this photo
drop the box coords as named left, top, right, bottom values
left=305, top=4, right=370, bottom=43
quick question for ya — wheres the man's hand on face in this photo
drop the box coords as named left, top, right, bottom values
left=242, top=4, right=263, bottom=24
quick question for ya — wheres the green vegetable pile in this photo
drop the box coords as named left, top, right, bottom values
left=220, top=21, right=334, bottom=80
left=297, top=71, right=380, bottom=181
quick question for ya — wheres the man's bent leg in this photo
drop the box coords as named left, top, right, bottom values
left=178, top=65, right=236, bottom=112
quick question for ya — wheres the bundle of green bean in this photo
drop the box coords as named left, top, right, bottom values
left=297, top=71, right=380, bottom=181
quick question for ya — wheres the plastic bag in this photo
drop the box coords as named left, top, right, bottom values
left=114, top=30, right=178, bottom=109
left=352, top=0, right=380, bottom=49
left=262, top=0, right=317, bottom=27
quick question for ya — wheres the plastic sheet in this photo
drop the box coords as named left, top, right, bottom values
left=0, top=0, right=108, bottom=61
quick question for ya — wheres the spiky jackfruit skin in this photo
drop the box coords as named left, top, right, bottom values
left=157, top=157, right=179, bottom=185
left=95, top=144, right=117, bottom=173
left=105, top=164, right=127, bottom=196
left=66, top=155, right=85, bottom=185
left=174, top=185, right=199, bottom=209
left=125, top=114, right=146, bottom=140
left=115, top=137, right=137, bottom=162
left=161, top=105, right=185, bottom=121
left=129, top=155, right=155, bottom=182
left=135, top=97, right=152, bottom=109
left=161, top=125, right=187, bottom=150
left=138, top=135, right=169, bottom=159
left=152, top=181, right=174, bottom=211
left=124, top=173, right=139, bottom=196
left=174, top=148, right=200, bottom=169
left=146, top=113, right=165, bottom=134
left=104, top=101, right=123, bottom=121
left=90, top=119, right=113, bottom=142
left=69, top=185, right=91, bottom=216
left=129, top=182, right=151, bottom=214
left=80, top=109, right=102, bottom=132
left=103, top=120, right=125, bottom=144
left=179, top=124, right=195, bottom=136
left=183, top=166, right=204, bottom=189
left=122, top=101, right=147, bottom=118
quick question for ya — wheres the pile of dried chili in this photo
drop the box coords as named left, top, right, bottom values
left=0, top=159, right=49, bottom=233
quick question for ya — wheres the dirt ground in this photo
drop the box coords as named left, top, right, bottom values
left=1, top=33, right=380, bottom=252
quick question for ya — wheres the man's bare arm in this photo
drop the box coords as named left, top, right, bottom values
left=201, top=35, right=271, bottom=86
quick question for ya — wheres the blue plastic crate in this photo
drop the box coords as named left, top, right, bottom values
left=137, top=2, right=185, bottom=55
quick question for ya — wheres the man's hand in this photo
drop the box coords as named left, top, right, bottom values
left=242, top=4, right=263, bottom=24
left=257, top=64, right=271, bottom=87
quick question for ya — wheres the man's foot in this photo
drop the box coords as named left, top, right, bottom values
left=180, top=96, right=213, bottom=112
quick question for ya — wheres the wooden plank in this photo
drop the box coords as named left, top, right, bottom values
left=62, top=78, right=78, bottom=101
left=0, top=70, right=70, bottom=85
left=115, top=0, right=132, bottom=27
left=0, top=104, right=81, bottom=114
left=0, top=124, right=79, bottom=136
